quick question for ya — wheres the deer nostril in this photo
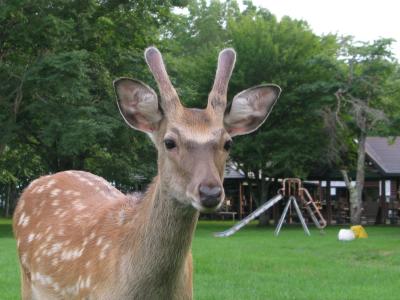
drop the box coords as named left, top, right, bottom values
left=199, top=185, right=222, bottom=208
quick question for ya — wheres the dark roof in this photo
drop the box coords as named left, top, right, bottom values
left=365, top=137, right=400, bottom=175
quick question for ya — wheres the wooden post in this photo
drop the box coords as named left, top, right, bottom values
left=378, top=180, right=385, bottom=224
left=239, top=182, right=243, bottom=220
left=249, top=185, right=253, bottom=214
left=326, top=181, right=332, bottom=225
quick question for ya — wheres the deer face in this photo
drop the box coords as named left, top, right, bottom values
left=114, top=47, right=280, bottom=212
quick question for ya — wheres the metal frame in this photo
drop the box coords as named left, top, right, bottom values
left=274, top=196, right=310, bottom=236
left=215, top=178, right=327, bottom=238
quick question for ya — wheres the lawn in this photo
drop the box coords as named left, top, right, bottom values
left=0, top=218, right=20, bottom=300
left=1, top=218, right=400, bottom=299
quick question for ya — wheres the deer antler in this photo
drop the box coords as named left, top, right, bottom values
left=207, top=48, right=236, bottom=117
left=145, top=47, right=182, bottom=115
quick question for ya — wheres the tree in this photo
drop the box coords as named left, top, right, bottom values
left=0, top=0, right=179, bottom=215
left=167, top=1, right=341, bottom=226
left=325, top=38, right=399, bottom=224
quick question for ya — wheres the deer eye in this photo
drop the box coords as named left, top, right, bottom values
left=164, top=139, right=176, bottom=150
left=224, top=140, right=232, bottom=151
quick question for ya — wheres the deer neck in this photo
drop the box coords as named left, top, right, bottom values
left=141, top=176, right=198, bottom=257
left=122, top=176, right=198, bottom=297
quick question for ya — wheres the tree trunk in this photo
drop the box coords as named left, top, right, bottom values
left=353, top=132, right=366, bottom=224
left=5, top=184, right=11, bottom=218
left=258, top=178, right=271, bottom=226
left=340, top=132, right=366, bottom=225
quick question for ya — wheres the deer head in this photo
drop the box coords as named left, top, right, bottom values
left=114, top=47, right=280, bottom=212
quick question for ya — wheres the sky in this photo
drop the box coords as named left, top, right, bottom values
left=251, top=0, right=400, bottom=59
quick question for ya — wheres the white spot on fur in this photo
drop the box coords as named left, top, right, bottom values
left=46, top=179, right=57, bottom=188
left=21, top=253, right=28, bottom=266
left=52, top=282, right=60, bottom=292
left=18, top=212, right=30, bottom=227
left=27, top=233, right=36, bottom=243
left=99, top=242, right=111, bottom=260
left=85, top=276, right=91, bottom=288
left=47, top=242, right=62, bottom=256
left=50, top=188, right=61, bottom=198
left=22, top=216, right=30, bottom=227
left=82, top=237, right=89, bottom=247
left=45, top=234, right=54, bottom=242
left=17, top=212, right=25, bottom=225
left=51, top=258, right=59, bottom=266
left=96, top=236, right=104, bottom=246
left=73, top=200, right=87, bottom=211
left=45, top=226, right=52, bottom=234
left=118, top=209, right=126, bottom=225
left=60, top=248, right=83, bottom=261
left=36, top=186, right=45, bottom=194
left=32, top=272, right=53, bottom=285
left=85, top=261, right=91, bottom=268
left=51, top=199, right=60, bottom=206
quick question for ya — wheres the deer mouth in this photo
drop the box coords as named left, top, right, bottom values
left=190, top=194, right=224, bottom=213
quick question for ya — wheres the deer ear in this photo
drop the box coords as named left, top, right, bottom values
left=224, top=84, right=281, bottom=137
left=114, top=78, right=163, bottom=133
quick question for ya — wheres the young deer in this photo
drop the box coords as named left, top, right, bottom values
left=13, top=47, right=280, bottom=299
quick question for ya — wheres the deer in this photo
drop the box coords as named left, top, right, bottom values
left=13, top=46, right=281, bottom=299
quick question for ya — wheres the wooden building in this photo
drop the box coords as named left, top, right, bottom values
left=305, top=137, right=400, bottom=225
left=222, top=137, right=400, bottom=225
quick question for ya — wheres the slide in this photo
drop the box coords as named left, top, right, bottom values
left=214, top=194, right=283, bottom=237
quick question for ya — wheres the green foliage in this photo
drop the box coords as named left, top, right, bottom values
left=167, top=1, right=342, bottom=179
left=1, top=0, right=399, bottom=215
left=228, top=11, right=340, bottom=178
left=0, top=0, right=177, bottom=212
left=327, top=38, right=400, bottom=167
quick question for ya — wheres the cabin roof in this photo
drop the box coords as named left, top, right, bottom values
left=366, top=137, right=400, bottom=176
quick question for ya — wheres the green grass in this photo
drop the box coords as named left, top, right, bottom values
left=193, top=222, right=400, bottom=300
left=0, top=218, right=20, bottom=300
left=1, top=218, right=400, bottom=299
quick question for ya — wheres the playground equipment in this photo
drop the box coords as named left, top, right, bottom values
left=214, top=178, right=327, bottom=237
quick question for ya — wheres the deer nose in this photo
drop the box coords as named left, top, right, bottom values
left=199, top=185, right=222, bottom=208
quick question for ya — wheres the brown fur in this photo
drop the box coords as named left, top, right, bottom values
left=14, top=172, right=198, bottom=299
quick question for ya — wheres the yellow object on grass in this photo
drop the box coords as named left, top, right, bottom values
left=350, top=225, right=368, bottom=238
